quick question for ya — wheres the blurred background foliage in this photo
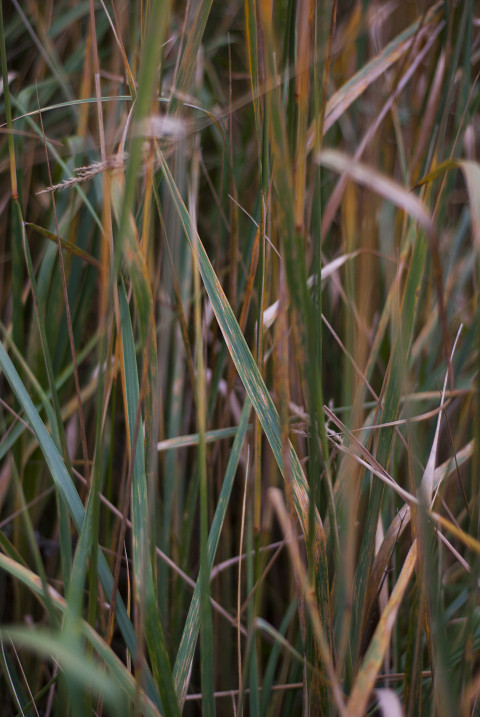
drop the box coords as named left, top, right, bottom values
left=0, top=0, right=480, bottom=715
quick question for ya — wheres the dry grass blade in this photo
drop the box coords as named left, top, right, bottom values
left=415, top=159, right=480, bottom=249
left=268, top=488, right=346, bottom=716
left=316, top=150, right=435, bottom=240
left=306, top=2, right=443, bottom=150
left=346, top=542, right=418, bottom=717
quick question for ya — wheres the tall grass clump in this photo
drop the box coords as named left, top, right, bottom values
left=0, top=0, right=479, bottom=714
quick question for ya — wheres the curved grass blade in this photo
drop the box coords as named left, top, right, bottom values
left=306, top=2, right=444, bottom=150
left=415, top=159, right=480, bottom=249
left=0, top=340, right=162, bottom=710
left=21, top=209, right=75, bottom=593
left=3, top=627, right=124, bottom=716
left=316, top=150, right=435, bottom=239
left=0, top=553, right=162, bottom=717
left=158, top=150, right=324, bottom=554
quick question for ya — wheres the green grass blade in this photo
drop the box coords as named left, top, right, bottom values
left=174, top=397, right=251, bottom=705
left=158, top=151, right=323, bottom=556
left=2, top=626, right=123, bottom=716
left=0, top=553, right=162, bottom=717
left=0, top=339, right=162, bottom=710
left=171, top=5, right=213, bottom=100
left=114, top=0, right=171, bottom=275
left=118, top=284, right=180, bottom=717
left=191, top=178, right=216, bottom=713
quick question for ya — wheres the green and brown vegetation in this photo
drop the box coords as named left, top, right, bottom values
left=0, top=0, right=479, bottom=714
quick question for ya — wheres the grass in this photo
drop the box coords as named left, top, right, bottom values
left=0, top=0, right=479, bottom=715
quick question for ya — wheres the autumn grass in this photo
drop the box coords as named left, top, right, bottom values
left=0, top=1, right=479, bottom=715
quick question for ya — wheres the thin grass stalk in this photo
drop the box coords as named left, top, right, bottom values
left=0, top=2, right=24, bottom=497
left=114, top=0, right=170, bottom=276
left=118, top=285, right=179, bottom=716
left=351, top=225, right=427, bottom=663
left=173, top=397, right=251, bottom=705
left=191, top=136, right=216, bottom=713
left=258, top=7, right=333, bottom=707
